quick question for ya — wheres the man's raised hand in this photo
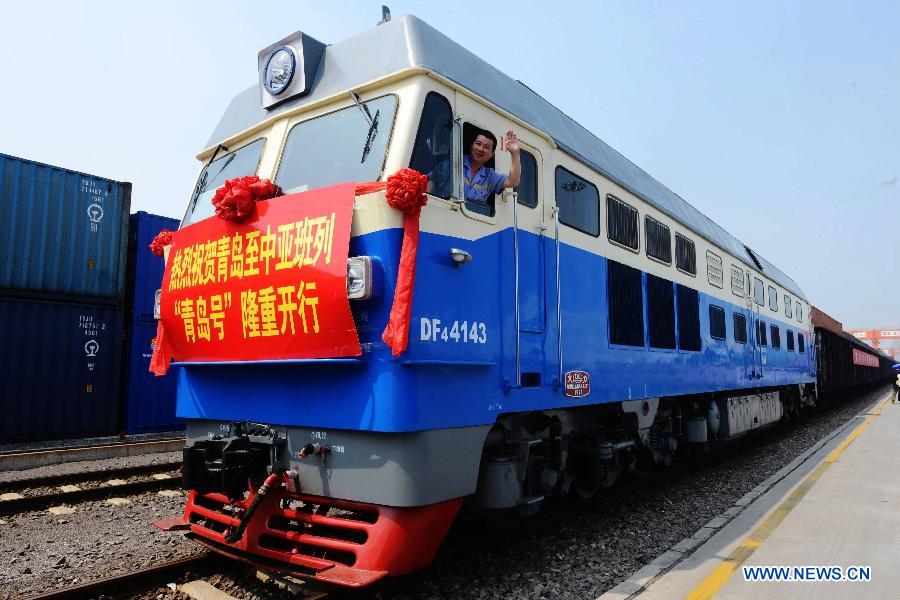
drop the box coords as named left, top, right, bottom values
left=502, top=129, right=519, bottom=154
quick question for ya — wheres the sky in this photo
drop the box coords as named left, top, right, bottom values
left=1, top=1, right=897, bottom=328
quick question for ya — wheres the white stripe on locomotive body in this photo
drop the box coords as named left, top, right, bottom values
left=208, top=72, right=812, bottom=338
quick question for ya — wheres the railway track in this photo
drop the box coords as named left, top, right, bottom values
left=19, top=553, right=216, bottom=600
left=0, top=462, right=183, bottom=516
left=1, top=460, right=182, bottom=494
left=18, top=551, right=335, bottom=600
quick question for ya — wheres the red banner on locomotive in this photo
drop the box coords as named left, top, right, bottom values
left=159, top=183, right=361, bottom=362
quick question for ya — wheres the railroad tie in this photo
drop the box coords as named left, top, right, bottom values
left=178, top=580, right=240, bottom=600
left=256, top=569, right=330, bottom=598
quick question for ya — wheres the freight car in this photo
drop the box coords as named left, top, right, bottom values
left=153, top=15, right=893, bottom=586
left=815, top=326, right=895, bottom=394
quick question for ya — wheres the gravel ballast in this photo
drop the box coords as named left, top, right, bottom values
left=0, top=489, right=200, bottom=599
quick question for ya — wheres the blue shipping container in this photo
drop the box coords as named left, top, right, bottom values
left=126, top=212, right=179, bottom=319
left=123, top=317, right=182, bottom=434
left=0, top=296, right=123, bottom=441
left=0, top=153, right=131, bottom=301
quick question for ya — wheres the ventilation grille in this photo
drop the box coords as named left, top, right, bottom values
left=647, top=274, right=676, bottom=349
left=675, top=234, right=696, bottom=275
left=730, top=265, right=745, bottom=297
left=677, top=284, right=701, bottom=351
left=734, top=313, right=748, bottom=343
left=771, top=324, right=781, bottom=349
left=757, top=320, right=768, bottom=346
left=709, top=305, right=726, bottom=340
left=645, top=217, right=671, bottom=263
left=707, top=251, right=724, bottom=288
left=607, top=196, right=639, bottom=250
left=607, top=260, right=644, bottom=346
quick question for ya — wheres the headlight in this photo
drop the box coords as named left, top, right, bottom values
left=347, top=256, right=373, bottom=300
left=154, top=289, right=162, bottom=320
left=263, top=46, right=296, bottom=95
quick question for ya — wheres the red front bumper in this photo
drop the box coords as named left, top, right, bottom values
left=172, top=488, right=462, bottom=587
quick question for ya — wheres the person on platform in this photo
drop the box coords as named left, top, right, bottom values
left=893, top=364, right=900, bottom=403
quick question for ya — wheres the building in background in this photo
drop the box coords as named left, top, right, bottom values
left=848, top=328, right=900, bottom=360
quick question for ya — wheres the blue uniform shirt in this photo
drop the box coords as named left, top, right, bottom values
left=427, top=155, right=507, bottom=202
left=463, top=155, right=507, bottom=203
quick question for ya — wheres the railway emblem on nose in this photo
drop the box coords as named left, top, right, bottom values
left=84, top=340, right=100, bottom=357
left=564, top=370, right=590, bottom=398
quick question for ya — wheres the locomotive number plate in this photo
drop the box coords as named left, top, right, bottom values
left=419, top=318, right=487, bottom=344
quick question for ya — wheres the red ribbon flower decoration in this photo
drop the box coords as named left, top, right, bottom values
left=148, top=228, right=176, bottom=375
left=379, top=168, right=429, bottom=356
left=211, top=176, right=282, bottom=223
left=148, top=229, right=175, bottom=257
left=149, top=321, right=173, bottom=377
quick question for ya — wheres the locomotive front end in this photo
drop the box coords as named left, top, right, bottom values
left=152, top=23, right=483, bottom=587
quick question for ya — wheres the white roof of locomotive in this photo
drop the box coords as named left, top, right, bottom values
left=207, top=15, right=807, bottom=300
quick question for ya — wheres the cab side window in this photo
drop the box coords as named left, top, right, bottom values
left=410, top=92, right=455, bottom=199
left=516, top=150, right=538, bottom=208
left=462, top=123, right=499, bottom=217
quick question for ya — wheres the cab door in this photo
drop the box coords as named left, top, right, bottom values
left=510, top=145, right=547, bottom=387
left=454, top=94, right=548, bottom=388
left=511, top=145, right=545, bottom=335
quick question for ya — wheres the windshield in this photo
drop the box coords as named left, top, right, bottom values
left=275, top=95, right=397, bottom=194
left=184, top=138, right=265, bottom=225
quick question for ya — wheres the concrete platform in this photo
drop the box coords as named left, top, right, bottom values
left=610, top=388, right=899, bottom=600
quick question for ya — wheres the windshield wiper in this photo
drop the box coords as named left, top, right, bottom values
left=189, top=144, right=228, bottom=211
left=350, top=91, right=380, bottom=164
left=361, top=109, right=380, bottom=164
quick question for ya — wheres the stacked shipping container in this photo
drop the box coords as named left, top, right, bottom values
left=122, top=212, right=181, bottom=433
left=0, top=153, right=130, bottom=441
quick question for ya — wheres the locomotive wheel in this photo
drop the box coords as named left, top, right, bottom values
left=574, top=480, right=603, bottom=499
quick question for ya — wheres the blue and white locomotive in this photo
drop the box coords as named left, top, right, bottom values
left=165, top=15, right=817, bottom=586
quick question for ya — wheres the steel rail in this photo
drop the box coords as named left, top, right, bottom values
left=0, top=438, right=185, bottom=471
left=19, top=553, right=216, bottom=600
left=1, top=461, right=182, bottom=494
left=0, top=477, right=182, bottom=516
